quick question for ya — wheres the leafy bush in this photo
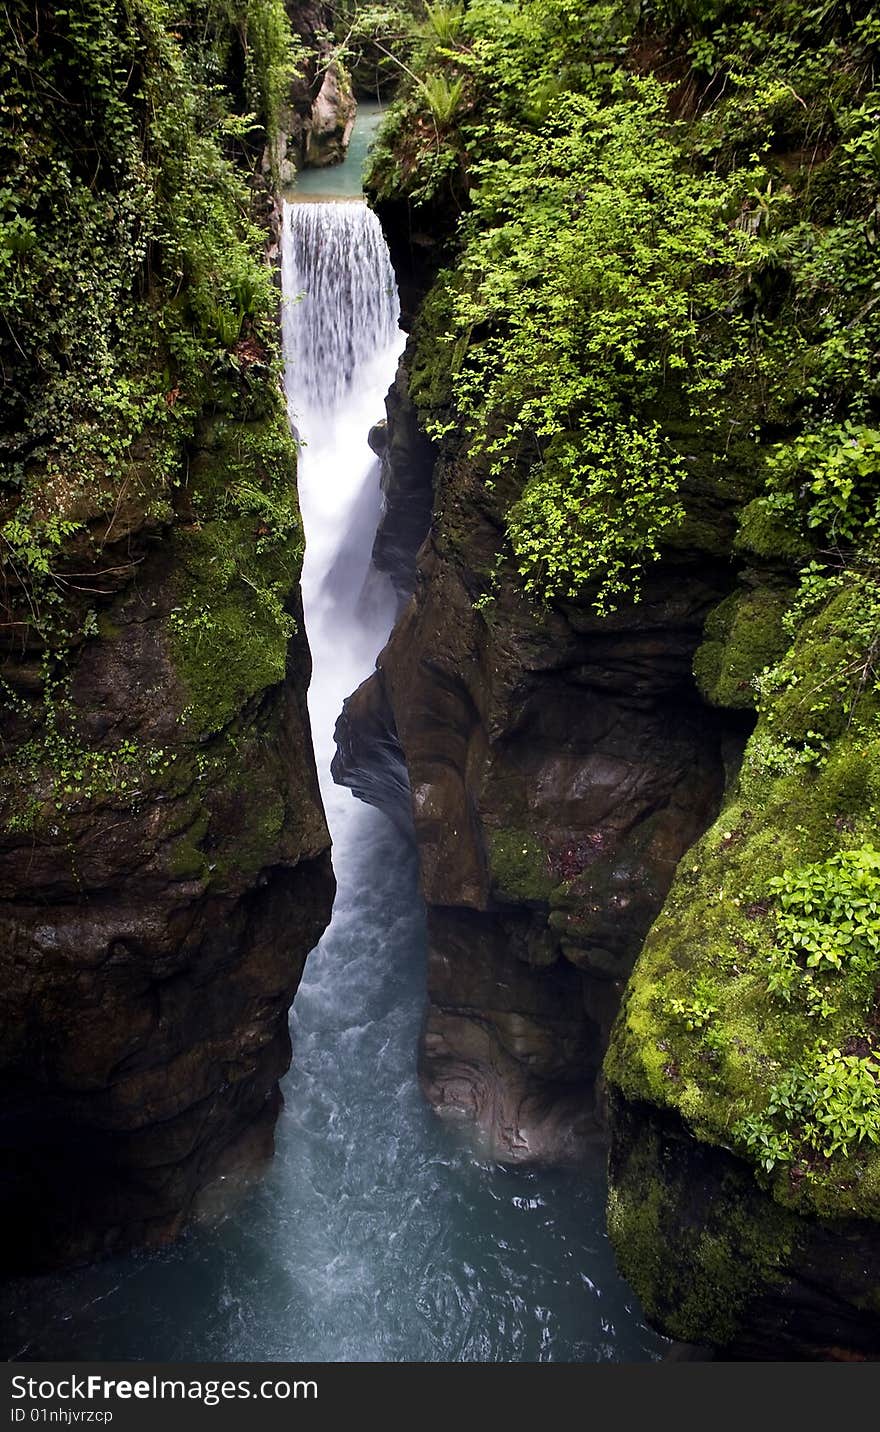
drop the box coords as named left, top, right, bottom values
left=422, top=1, right=465, bottom=45
left=765, top=424, right=880, bottom=546
left=668, top=977, right=720, bottom=1033
left=738, top=1045, right=880, bottom=1171
left=506, top=426, right=685, bottom=611
left=769, top=848, right=880, bottom=977
left=0, top=0, right=297, bottom=642
left=0, top=0, right=304, bottom=825
left=371, top=0, right=880, bottom=613
left=432, top=81, right=743, bottom=609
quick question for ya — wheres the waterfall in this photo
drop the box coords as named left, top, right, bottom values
left=282, top=202, right=400, bottom=415
left=0, top=180, right=662, bottom=1365
left=281, top=200, right=404, bottom=778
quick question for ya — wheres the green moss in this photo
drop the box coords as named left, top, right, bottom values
left=213, top=786, right=286, bottom=882
left=607, top=569, right=880, bottom=1221
left=167, top=411, right=303, bottom=736
left=487, top=826, right=555, bottom=904
left=734, top=498, right=812, bottom=564
left=166, top=809, right=210, bottom=880
left=694, top=585, right=793, bottom=710
left=759, top=584, right=880, bottom=748
left=410, top=277, right=462, bottom=418
left=607, top=1107, right=799, bottom=1346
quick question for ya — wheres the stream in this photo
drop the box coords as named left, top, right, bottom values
left=0, top=111, right=663, bottom=1365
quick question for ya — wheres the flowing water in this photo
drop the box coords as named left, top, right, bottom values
left=0, top=116, right=664, bottom=1365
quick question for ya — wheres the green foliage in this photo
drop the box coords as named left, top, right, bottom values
left=1, top=513, right=82, bottom=582
left=238, top=0, right=303, bottom=139
left=780, top=561, right=847, bottom=638
left=427, top=81, right=749, bottom=609
left=331, top=2, right=420, bottom=97
left=668, top=978, right=720, bottom=1033
left=419, top=72, right=465, bottom=125
left=0, top=0, right=297, bottom=644
left=769, top=848, right=880, bottom=977
left=167, top=413, right=302, bottom=735
left=506, top=426, right=685, bottom=612
left=2, top=666, right=178, bottom=835
left=422, top=2, right=464, bottom=45
left=737, top=1044, right=880, bottom=1172
left=606, top=561, right=880, bottom=1217
left=371, top=0, right=879, bottom=612
left=0, top=0, right=304, bottom=829
left=764, top=424, right=880, bottom=547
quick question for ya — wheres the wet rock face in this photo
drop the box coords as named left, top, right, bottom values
left=419, top=907, right=607, bottom=1163
left=332, top=347, right=434, bottom=838
left=272, top=4, right=356, bottom=181
left=370, top=347, right=435, bottom=604
left=332, top=676, right=413, bottom=838
left=334, top=407, right=737, bottom=1158
left=609, top=1096, right=880, bottom=1360
left=0, top=465, right=333, bottom=1273
left=305, top=62, right=356, bottom=168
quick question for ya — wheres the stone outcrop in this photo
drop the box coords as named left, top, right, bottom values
left=608, top=1097, right=880, bottom=1360
left=331, top=341, right=433, bottom=836
left=270, top=4, right=356, bottom=182
left=338, top=223, right=880, bottom=1353
left=334, top=363, right=748, bottom=1159
left=0, top=415, right=334, bottom=1272
left=604, top=555, right=880, bottom=1358
left=0, top=0, right=338, bottom=1280
left=305, top=62, right=356, bottom=167
left=368, top=345, right=436, bottom=606
left=338, top=0, right=880, bottom=1358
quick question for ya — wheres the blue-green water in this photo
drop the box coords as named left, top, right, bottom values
left=286, top=102, right=386, bottom=200
left=1, top=809, right=662, bottom=1362
left=0, top=109, right=665, bottom=1365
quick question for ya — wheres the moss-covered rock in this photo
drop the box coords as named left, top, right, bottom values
left=0, top=0, right=334, bottom=1272
left=606, top=569, right=880, bottom=1350
left=608, top=1095, right=880, bottom=1357
left=167, top=413, right=303, bottom=736
left=693, top=584, right=793, bottom=710
left=487, top=827, right=556, bottom=904
left=356, top=0, right=880, bottom=1354
left=734, top=498, right=813, bottom=565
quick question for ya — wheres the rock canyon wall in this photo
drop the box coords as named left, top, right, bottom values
left=0, top=0, right=335, bottom=1270
left=333, top=0, right=880, bottom=1354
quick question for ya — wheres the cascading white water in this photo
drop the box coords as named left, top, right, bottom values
left=0, top=158, right=663, bottom=1365
left=283, top=202, right=400, bottom=412
left=281, top=201, right=403, bottom=770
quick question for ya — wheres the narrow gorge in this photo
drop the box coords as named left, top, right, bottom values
left=1, top=98, right=661, bottom=1366
left=3, top=0, right=880, bottom=1367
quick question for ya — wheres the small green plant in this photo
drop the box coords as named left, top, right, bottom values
left=765, top=424, right=880, bottom=547
left=1, top=667, right=178, bottom=836
left=419, top=72, right=465, bottom=126
left=737, top=1044, right=880, bottom=1171
left=422, top=1, right=464, bottom=45
left=769, top=848, right=880, bottom=977
left=781, top=561, right=845, bottom=639
left=667, top=977, right=719, bottom=1033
